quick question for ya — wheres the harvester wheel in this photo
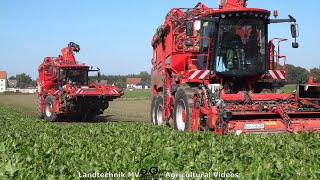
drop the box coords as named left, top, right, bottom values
left=151, top=94, right=164, bottom=125
left=105, top=101, right=109, bottom=110
left=37, top=96, right=44, bottom=119
left=44, top=95, right=58, bottom=122
left=173, top=86, right=197, bottom=131
left=85, top=113, right=97, bottom=121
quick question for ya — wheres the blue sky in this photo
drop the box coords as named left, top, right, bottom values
left=0, top=0, right=318, bottom=79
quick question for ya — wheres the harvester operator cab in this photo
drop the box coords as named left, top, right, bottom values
left=215, top=18, right=266, bottom=75
left=219, top=25, right=244, bottom=70
left=68, top=70, right=87, bottom=85
left=182, top=0, right=299, bottom=81
left=59, top=69, right=88, bottom=87
left=187, top=16, right=267, bottom=76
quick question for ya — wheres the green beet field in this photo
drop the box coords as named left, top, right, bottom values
left=1, top=102, right=320, bottom=179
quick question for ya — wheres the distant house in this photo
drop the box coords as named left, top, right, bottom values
left=126, top=78, right=142, bottom=89
left=20, top=88, right=37, bottom=94
left=25, top=85, right=36, bottom=89
left=8, top=79, right=17, bottom=88
left=6, top=88, right=17, bottom=93
left=6, top=83, right=37, bottom=94
left=136, top=82, right=151, bottom=89
left=0, top=71, right=7, bottom=93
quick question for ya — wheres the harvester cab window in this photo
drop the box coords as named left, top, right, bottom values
left=61, top=69, right=88, bottom=86
left=68, top=70, right=88, bottom=86
left=198, top=21, right=216, bottom=70
left=215, top=18, right=266, bottom=75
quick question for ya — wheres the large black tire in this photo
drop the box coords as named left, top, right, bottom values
left=84, top=112, right=97, bottom=121
left=151, top=94, right=164, bottom=125
left=37, top=96, right=44, bottom=119
left=173, top=85, right=197, bottom=131
left=44, top=95, right=58, bottom=122
left=104, top=101, right=109, bottom=110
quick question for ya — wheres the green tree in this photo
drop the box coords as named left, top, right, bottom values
left=31, top=80, right=37, bottom=87
left=286, top=64, right=309, bottom=84
left=309, top=68, right=320, bottom=82
left=16, top=73, right=33, bottom=88
left=116, top=79, right=127, bottom=88
left=139, top=71, right=151, bottom=82
left=8, top=76, right=16, bottom=80
left=89, top=71, right=151, bottom=85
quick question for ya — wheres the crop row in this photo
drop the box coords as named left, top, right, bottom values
left=0, top=105, right=320, bottom=179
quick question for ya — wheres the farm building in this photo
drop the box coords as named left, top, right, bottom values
left=19, top=88, right=37, bottom=94
left=7, top=87, right=37, bottom=94
left=0, top=71, right=7, bottom=93
left=8, top=79, right=18, bottom=88
left=126, top=78, right=141, bottom=89
left=136, top=82, right=151, bottom=89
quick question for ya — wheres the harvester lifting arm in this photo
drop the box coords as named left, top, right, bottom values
left=56, top=42, right=80, bottom=64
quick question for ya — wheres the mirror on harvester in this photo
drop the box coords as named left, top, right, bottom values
left=290, top=24, right=298, bottom=38
left=186, top=21, right=193, bottom=36
left=291, top=24, right=299, bottom=48
left=292, top=42, right=299, bottom=48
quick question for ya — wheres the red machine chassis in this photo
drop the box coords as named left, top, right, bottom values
left=37, top=42, right=123, bottom=121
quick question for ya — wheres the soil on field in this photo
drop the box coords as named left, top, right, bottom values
left=0, top=94, right=150, bottom=123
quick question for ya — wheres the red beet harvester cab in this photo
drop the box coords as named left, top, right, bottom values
left=151, top=0, right=320, bottom=134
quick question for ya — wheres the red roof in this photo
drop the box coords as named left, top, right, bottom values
left=126, top=78, right=141, bottom=85
left=0, top=71, right=7, bottom=79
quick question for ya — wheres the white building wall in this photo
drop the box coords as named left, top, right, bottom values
left=20, top=89, right=37, bottom=94
left=7, top=88, right=15, bottom=92
left=127, top=84, right=139, bottom=89
left=0, top=79, right=6, bottom=93
left=136, top=85, right=143, bottom=89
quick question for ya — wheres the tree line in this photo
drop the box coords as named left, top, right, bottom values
left=8, top=73, right=37, bottom=88
left=286, top=64, right=320, bottom=84
left=91, top=66, right=320, bottom=88
left=7, top=66, right=320, bottom=89
left=90, top=71, right=151, bottom=88
left=7, top=71, right=151, bottom=89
